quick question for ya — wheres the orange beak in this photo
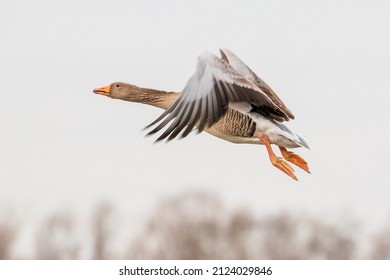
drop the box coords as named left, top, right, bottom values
left=93, top=85, right=111, bottom=96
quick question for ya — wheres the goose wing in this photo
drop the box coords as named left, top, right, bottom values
left=220, top=48, right=295, bottom=119
left=146, top=51, right=289, bottom=141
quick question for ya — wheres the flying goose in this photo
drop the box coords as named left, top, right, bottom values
left=93, top=49, right=311, bottom=180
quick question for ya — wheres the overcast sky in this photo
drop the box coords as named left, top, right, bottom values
left=1, top=0, right=390, bottom=254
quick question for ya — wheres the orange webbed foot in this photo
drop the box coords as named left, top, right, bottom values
left=271, top=156, right=297, bottom=181
left=279, top=147, right=310, bottom=174
left=259, top=134, right=298, bottom=181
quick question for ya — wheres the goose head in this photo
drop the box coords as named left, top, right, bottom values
left=93, top=82, right=143, bottom=101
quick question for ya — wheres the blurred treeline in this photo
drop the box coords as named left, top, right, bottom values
left=1, top=192, right=389, bottom=259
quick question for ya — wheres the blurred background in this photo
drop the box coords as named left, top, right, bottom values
left=1, top=0, right=390, bottom=259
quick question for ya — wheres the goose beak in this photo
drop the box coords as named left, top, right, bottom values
left=93, top=85, right=111, bottom=96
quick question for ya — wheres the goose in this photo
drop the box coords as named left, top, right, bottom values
left=93, top=48, right=311, bottom=180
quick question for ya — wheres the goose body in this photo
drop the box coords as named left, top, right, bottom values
left=94, top=49, right=311, bottom=180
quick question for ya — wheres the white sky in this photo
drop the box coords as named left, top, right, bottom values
left=1, top=0, right=390, bottom=254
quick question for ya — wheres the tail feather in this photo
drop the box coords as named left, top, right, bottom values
left=271, top=120, right=312, bottom=149
left=296, top=134, right=312, bottom=150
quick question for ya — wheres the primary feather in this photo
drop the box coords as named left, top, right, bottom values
left=147, top=50, right=291, bottom=141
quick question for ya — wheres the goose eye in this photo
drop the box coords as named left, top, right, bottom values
left=116, top=84, right=120, bottom=88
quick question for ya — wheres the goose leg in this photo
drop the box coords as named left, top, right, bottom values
left=259, top=134, right=297, bottom=181
left=279, top=147, right=311, bottom=174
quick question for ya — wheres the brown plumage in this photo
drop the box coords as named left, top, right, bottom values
left=219, top=48, right=295, bottom=120
left=93, top=48, right=311, bottom=180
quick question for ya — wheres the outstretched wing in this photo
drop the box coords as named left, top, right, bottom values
left=220, top=48, right=295, bottom=119
left=146, top=51, right=289, bottom=141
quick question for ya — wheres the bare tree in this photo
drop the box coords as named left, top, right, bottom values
left=370, top=227, right=390, bottom=259
left=91, top=202, right=113, bottom=259
left=258, top=213, right=356, bottom=259
left=127, top=192, right=257, bottom=259
left=127, top=193, right=359, bottom=260
left=3, top=192, right=389, bottom=259
left=0, top=220, right=16, bottom=259
left=35, top=213, right=79, bottom=259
